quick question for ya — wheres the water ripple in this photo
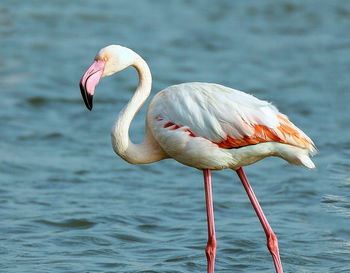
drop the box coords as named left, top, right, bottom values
left=36, top=219, right=96, bottom=229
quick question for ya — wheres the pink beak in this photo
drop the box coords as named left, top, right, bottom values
left=79, top=59, right=106, bottom=110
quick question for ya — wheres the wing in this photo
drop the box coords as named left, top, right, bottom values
left=150, top=82, right=316, bottom=153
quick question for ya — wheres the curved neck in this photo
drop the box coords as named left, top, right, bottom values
left=111, top=55, right=166, bottom=164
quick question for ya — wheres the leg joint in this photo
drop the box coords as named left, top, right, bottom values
left=266, top=232, right=279, bottom=252
left=206, top=238, right=217, bottom=259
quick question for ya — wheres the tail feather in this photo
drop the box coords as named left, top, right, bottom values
left=298, top=154, right=316, bottom=169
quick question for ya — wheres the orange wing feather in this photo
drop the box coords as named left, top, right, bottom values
left=160, top=114, right=314, bottom=151
left=216, top=114, right=314, bottom=150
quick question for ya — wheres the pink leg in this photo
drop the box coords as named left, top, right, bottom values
left=236, top=167, right=283, bottom=273
left=203, top=169, right=217, bottom=273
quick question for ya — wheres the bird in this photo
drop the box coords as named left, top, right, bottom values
left=79, top=45, right=316, bottom=273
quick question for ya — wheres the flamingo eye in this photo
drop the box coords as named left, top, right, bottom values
left=103, top=57, right=108, bottom=62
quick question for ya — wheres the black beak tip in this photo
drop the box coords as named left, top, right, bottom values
left=79, top=82, right=93, bottom=111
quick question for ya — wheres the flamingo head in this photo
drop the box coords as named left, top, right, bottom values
left=79, top=45, right=137, bottom=110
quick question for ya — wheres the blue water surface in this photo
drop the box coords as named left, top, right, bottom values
left=1, top=0, right=350, bottom=272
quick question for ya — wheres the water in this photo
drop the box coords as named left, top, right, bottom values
left=1, top=0, right=350, bottom=272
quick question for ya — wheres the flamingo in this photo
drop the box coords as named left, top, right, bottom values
left=79, top=45, right=316, bottom=273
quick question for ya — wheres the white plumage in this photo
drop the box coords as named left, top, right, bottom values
left=148, top=82, right=315, bottom=170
